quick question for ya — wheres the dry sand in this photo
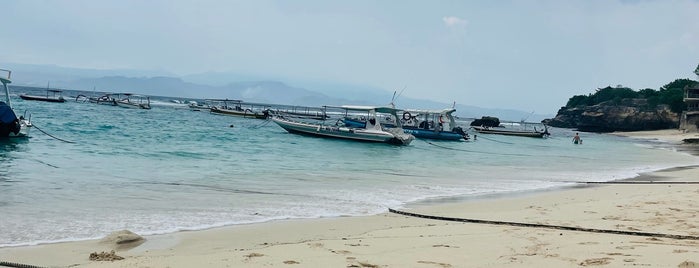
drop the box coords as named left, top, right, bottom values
left=2, top=130, right=698, bottom=268
left=611, top=129, right=699, bottom=144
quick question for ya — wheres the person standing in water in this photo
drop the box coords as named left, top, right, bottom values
left=573, top=132, right=582, bottom=144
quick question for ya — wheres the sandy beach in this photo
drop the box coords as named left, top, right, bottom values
left=611, top=129, right=699, bottom=144
left=2, top=130, right=699, bottom=268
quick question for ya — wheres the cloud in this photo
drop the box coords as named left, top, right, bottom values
left=442, top=16, right=467, bottom=28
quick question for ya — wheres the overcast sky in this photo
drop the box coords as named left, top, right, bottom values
left=2, top=0, right=698, bottom=113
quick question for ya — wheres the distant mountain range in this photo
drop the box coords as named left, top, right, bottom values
left=2, top=62, right=554, bottom=122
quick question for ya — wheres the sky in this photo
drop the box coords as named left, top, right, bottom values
left=2, top=0, right=698, bottom=114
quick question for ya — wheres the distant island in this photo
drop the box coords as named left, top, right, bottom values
left=545, top=65, right=699, bottom=132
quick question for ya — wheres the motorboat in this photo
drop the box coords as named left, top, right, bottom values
left=19, top=83, right=66, bottom=103
left=1, top=69, right=31, bottom=138
left=208, top=99, right=268, bottom=119
left=271, top=105, right=414, bottom=145
left=343, top=108, right=469, bottom=141
left=116, top=93, right=151, bottom=109
left=471, top=125, right=550, bottom=138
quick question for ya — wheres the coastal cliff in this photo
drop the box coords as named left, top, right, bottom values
left=543, top=99, right=679, bottom=132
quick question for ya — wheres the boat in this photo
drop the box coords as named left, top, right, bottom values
left=1, top=69, right=31, bottom=138
left=471, top=125, right=550, bottom=138
left=115, top=93, right=151, bottom=109
left=208, top=99, right=268, bottom=119
left=19, top=83, right=66, bottom=103
left=76, top=93, right=118, bottom=106
left=271, top=105, right=415, bottom=145
left=343, top=108, right=469, bottom=141
left=188, top=101, right=210, bottom=111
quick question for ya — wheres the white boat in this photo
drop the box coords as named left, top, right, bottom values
left=188, top=100, right=211, bottom=111
left=271, top=105, right=415, bottom=145
left=1, top=69, right=31, bottom=138
left=116, top=93, right=151, bottom=109
left=208, top=99, right=268, bottom=119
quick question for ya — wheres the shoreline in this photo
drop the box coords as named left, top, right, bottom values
left=2, top=130, right=699, bottom=267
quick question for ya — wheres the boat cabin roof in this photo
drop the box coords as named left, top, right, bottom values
left=328, top=105, right=402, bottom=114
left=403, top=108, right=456, bottom=115
left=207, top=98, right=243, bottom=103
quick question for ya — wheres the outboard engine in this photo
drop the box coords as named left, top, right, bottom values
left=452, top=126, right=470, bottom=140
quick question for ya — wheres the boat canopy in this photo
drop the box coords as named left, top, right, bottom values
left=403, top=108, right=456, bottom=115
left=330, top=105, right=403, bottom=114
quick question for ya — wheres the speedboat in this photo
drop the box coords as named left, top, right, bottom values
left=1, top=69, right=31, bottom=138
left=344, top=108, right=469, bottom=141
left=272, top=105, right=414, bottom=145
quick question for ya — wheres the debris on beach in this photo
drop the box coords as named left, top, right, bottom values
left=89, top=250, right=124, bottom=261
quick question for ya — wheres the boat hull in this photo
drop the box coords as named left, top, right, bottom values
left=343, top=117, right=465, bottom=141
left=116, top=101, right=151, bottom=109
left=210, top=107, right=267, bottom=119
left=0, top=102, right=29, bottom=138
left=472, top=126, right=547, bottom=138
left=272, top=117, right=411, bottom=145
left=402, top=127, right=465, bottom=140
left=19, top=94, right=65, bottom=103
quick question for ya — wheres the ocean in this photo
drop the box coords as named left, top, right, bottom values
left=1, top=89, right=698, bottom=248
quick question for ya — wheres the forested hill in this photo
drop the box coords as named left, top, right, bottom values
left=544, top=78, right=698, bottom=132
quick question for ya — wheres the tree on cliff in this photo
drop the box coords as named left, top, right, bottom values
left=564, top=78, right=697, bottom=114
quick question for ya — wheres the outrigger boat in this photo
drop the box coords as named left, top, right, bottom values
left=1, top=69, right=31, bottom=138
left=343, top=108, right=469, bottom=141
left=76, top=91, right=118, bottom=105
left=471, top=125, right=550, bottom=138
left=271, top=105, right=415, bottom=145
left=209, top=99, right=268, bottom=119
left=19, top=83, right=66, bottom=103
left=116, top=93, right=151, bottom=109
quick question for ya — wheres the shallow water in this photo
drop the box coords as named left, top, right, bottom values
left=1, top=91, right=698, bottom=247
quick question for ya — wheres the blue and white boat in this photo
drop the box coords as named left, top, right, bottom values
left=272, top=105, right=415, bottom=145
left=343, top=108, right=469, bottom=141
left=1, top=69, right=31, bottom=138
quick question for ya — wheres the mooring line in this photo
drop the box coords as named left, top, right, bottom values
left=388, top=208, right=699, bottom=240
left=31, top=124, right=75, bottom=143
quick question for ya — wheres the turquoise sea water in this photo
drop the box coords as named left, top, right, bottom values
left=1, top=90, right=698, bottom=247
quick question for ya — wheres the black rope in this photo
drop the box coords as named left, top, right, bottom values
left=473, top=134, right=514, bottom=144
left=580, top=181, right=699, bottom=184
left=248, top=119, right=272, bottom=129
left=388, top=208, right=699, bottom=240
left=423, top=140, right=533, bottom=157
left=0, top=261, right=48, bottom=268
left=31, top=124, right=75, bottom=143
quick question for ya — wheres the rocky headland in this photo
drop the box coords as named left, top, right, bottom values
left=543, top=99, right=678, bottom=132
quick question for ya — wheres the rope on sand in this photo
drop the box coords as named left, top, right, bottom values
left=0, top=261, right=48, bottom=268
left=388, top=208, right=699, bottom=240
left=580, top=181, right=699, bottom=184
